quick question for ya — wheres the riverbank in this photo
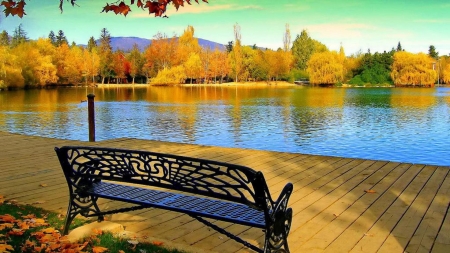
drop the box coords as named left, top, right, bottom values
left=96, top=81, right=297, bottom=88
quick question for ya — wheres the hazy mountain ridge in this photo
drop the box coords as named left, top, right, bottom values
left=99, top=36, right=226, bottom=52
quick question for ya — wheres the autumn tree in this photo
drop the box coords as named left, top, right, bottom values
left=291, top=29, right=327, bottom=70
left=98, top=28, right=114, bottom=84
left=112, top=50, right=127, bottom=83
left=0, top=45, right=24, bottom=88
left=209, top=48, right=230, bottom=83
left=184, top=53, right=202, bottom=84
left=83, top=47, right=100, bottom=84
left=176, top=25, right=201, bottom=66
left=307, top=51, right=344, bottom=85
left=442, top=57, right=450, bottom=84
left=151, top=66, right=186, bottom=85
left=391, top=51, right=436, bottom=86
left=144, top=32, right=177, bottom=74
left=127, top=44, right=144, bottom=84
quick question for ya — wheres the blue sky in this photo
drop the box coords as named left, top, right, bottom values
left=1, top=0, right=449, bottom=56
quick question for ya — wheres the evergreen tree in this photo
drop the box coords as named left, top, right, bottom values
left=396, top=42, right=402, bottom=52
left=98, top=28, right=113, bottom=84
left=226, top=41, right=233, bottom=53
left=428, top=45, right=439, bottom=59
left=0, top=30, right=9, bottom=46
left=48, top=31, right=56, bottom=46
left=56, top=30, right=68, bottom=46
left=11, top=24, right=28, bottom=47
left=87, top=36, right=97, bottom=52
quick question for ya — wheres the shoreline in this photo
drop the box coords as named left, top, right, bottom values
left=95, top=81, right=297, bottom=88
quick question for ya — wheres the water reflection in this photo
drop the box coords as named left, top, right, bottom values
left=0, top=86, right=449, bottom=166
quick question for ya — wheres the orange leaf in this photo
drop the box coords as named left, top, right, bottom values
left=364, top=189, right=377, bottom=194
left=39, top=183, right=48, bottom=187
left=41, top=227, right=58, bottom=234
left=0, top=243, right=14, bottom=252
left=152, top=240, right=164, bottom=246
left=92, top=228, right=103, bottom=235
left=8, top=228, right=24, bottom=236
left=92, top=246, right=108, bottom=253
left=0, top=214, right=16, bottom=223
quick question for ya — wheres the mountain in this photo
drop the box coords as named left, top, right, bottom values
left=97, top=36, right=226, bottom=52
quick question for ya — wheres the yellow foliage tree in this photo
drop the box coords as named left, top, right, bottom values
left=184, top=53, right=202, bottom=84
left=0, top=45, right=24, bottom=88
left=391, top=51, right=436, bottom=86
left=307, top=51, right=344, bottom=85
left=176, top=25, right=201, bottom=66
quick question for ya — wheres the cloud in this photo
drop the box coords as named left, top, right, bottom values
left=301, top=23, right=377, bottom=39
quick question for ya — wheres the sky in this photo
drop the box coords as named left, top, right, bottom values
left=0, top=0, right=449, bottom=56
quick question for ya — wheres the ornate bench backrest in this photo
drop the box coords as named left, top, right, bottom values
left=55, top=146, right=269, bottom=210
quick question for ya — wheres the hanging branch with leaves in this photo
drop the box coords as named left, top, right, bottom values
left=1, top=0, right=209, bottom=18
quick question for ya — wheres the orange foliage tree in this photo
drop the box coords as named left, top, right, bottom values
left=1, top=0, right=210, bottom=18
left=391, top=51, right=437, bottom=86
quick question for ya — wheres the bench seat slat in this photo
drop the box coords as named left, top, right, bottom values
left=88, top=182, right=266, bottom=228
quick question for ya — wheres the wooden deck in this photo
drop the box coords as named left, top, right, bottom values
left=0, top=131, right=449, bottom=253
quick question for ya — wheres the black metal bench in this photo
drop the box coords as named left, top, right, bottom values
left=55, top=146, right=293, bottom=253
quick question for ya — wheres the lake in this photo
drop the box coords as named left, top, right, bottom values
left=0, top=85, right=449, bottom=166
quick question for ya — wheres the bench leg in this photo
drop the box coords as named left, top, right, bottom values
left=264, top=207, right=292, bottom=253
left=62, top=194, right=104, bottom=235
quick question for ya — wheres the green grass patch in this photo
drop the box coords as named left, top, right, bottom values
left=0, top=199, right=188, bottom=253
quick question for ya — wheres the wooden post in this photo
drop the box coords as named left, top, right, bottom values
left=87, top=94, right=95, bottom=142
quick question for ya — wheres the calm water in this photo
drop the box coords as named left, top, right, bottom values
left=1, top=86, right=449, bottom=166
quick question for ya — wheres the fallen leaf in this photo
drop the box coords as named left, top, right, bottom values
left=92, top=228, right=103, bottom=235
left=92, top=246, right=108, bottom=253
left=0, top=243, right=14, bottom=252
left=8, top=228, right=24, bottom=236
left=152, top=241, right=164, bottom=246
left=364, top=189, right=377, bottom=194
left=119, top=250, right=126, bottom=253
left=41, top=227, right=58, bottom=234
left=32, top=201, right=46, bottom=204
left=39, top=183, right=48, bottom=187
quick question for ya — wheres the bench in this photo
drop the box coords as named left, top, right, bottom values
left=55, top=146, right=293, bottom=253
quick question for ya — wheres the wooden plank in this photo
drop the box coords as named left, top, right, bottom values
left=376, top=166, right=447, bottom=253
left=295, top=162, right=408, bottom=252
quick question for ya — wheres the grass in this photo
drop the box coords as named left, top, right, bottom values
left=0, top=198, right=188, bottom=253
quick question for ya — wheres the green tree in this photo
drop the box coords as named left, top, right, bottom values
left=226, top=41, right=233, bottom=53
left=98, top=28, right=113, bottom=84
left=87, top=36, right=97, bottom=52
left=48, top=31, right=56, bottom=46
left=11, top=24, right=28, bottom=47
left=428, top=45, right=438, bottom=59
left=56, top=30, right=68, bottom=47
left=396, top=42, right=403, bottom=52
left=291, top=29, right=327, bottom=70
left=0, top=31, right=9, bottom=46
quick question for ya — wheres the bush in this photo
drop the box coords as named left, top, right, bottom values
left=151, top=66, right=187, bottom=85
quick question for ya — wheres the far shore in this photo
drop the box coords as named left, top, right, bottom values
left=95, top=81, right=297, bottom=88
